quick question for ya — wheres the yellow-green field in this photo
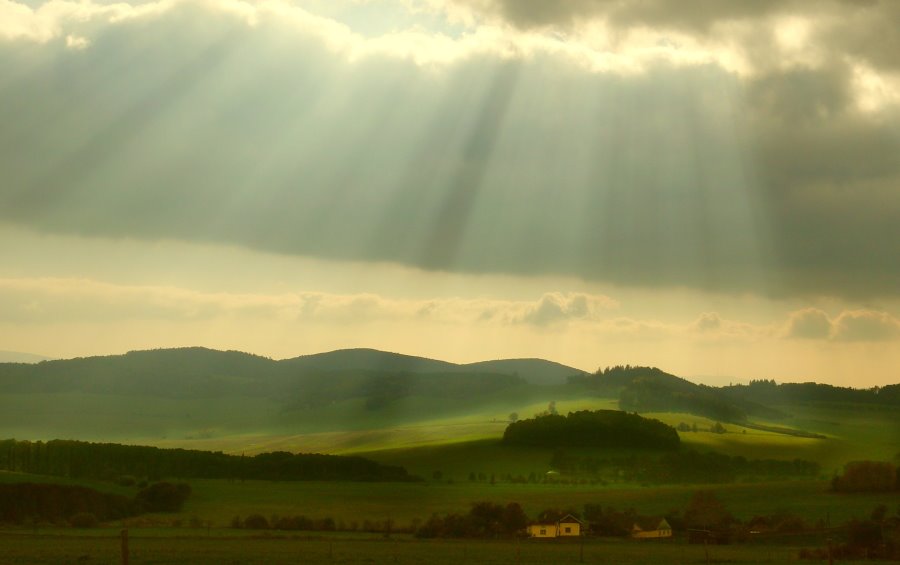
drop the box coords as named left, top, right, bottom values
left=118, top=397, right=898, bottom=476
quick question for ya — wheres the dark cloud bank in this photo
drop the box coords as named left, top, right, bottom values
left=0, top=2, right=898, bottom=300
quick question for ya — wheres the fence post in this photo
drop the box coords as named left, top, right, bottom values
left=120, top=528, right=129, bottom=565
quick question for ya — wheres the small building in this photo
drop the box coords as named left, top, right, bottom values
left=557, top=514, right=582, bottom=537
left=631, top=518, right=673, bottom=539
left=527, top=514, right=583, bottom=538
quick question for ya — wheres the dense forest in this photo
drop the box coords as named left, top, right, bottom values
left=0, top=481, right=191, bottom=524
left=723, top=380, right=900, bottom=407
left=569, top=366, right=782, bottom=423
left=502, top=410, right=679, bottom=450
left=569, top=366, right=900, bottom=425
left=0, top=439, right=414, bottom=482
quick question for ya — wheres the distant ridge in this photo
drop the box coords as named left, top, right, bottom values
left=0, top=350, right=53, bottom=363
left=0, top=346, right=587, bottom=398
left=284, top=348, right=457, bottom=374
left=284, top=349, right=587, bottom=385
left=461, top=358, right=587, bottom=386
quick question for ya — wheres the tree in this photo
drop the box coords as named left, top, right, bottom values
left=134, top=482, right=192, bottom=512
left=683, top=491, right=733, bottom=531
left=508, top=412, right=519, bottom=423
left=502, top=503, right=528, bottom=533
left=832, top=461, right=897, bottom=492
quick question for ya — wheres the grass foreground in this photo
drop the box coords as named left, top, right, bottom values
left=0, top=529, right=877, bottom=565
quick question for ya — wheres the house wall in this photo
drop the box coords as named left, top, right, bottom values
left=527, top=524, right=557, bottom=538
left=558, top=522, right=581, bottom=536
left=632, top=529, right=672, bottom=539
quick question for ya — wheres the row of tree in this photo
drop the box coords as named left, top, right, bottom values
left=416, top=502, right=529, bottom=538
left=0, top=439, right=414, bottom=483
left=502, top=410, right=680, bottom=450
left=548, top=449, right=821, bottom=483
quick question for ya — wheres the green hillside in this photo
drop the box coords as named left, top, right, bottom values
left=0, top=347, right=897, bottom=475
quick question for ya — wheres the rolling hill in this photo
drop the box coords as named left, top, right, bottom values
left=0, top=350, right=53, bottom=363
left=460, top=358, right=587, bottom=386
left=1, top=347, right=897, bottom=464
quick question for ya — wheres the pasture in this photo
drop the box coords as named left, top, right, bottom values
left=0, top=530, right=872, bottom=565
left=2, top=469, right=896, bottom=530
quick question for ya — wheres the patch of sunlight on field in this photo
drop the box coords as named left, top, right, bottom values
left=147, top=418, right=508, bottom=456
left=780, top=403, right=900, bottom=462
left=641, top=409, right=884, bottom=472
left=142, top=396, right=622, bottom=456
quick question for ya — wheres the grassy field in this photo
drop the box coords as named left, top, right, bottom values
left=5, top=388, right=897, bottom=477
left=2, top=396, right=897, bottom=563
left=182, top=479, right=899, bottom=529
left=3, top=469, right=896, bottom=530
left=0, top=530, right=876, bottom=565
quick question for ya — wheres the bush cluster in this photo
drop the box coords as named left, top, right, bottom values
left=503, top=410, right=679, bottom=450
left=832, top=461, right=899, bottom=493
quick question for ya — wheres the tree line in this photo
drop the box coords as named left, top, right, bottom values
left=549, top=449, right=821, bottom=484
left=568, top=365, right=782, bottom=423
left=724, top=379, right=900, bottom=407
left=0, top=439, right=414, bottom=483
left=0, top=481, right=190, bottom=525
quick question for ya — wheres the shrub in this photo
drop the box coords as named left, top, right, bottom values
left=135, top=482, right=192, bottom=512
left=243, top=514, right=269, bottom=530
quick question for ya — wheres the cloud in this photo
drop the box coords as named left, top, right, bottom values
left=692, top=312, right=723, bottom=332
left=516, top=292, right=617, bottom=326
left=687, top=312, right=767, bottom=340
left=832, top=310, right=900, bottom=342
left=444, top=0, right=787, bottom=32
left=0, top=0, right=897, bottom=301
left=782, top=308, right=900, bottom=342
left=0, top=276, right=618, bottom=328
left=784, top=308, right=832, bottom=340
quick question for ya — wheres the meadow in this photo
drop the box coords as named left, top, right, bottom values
left=1, top=388, right=898, bottom=564
left=0, top=531, right=872, bottom=565
left=2, top=468, right=895, bottom=533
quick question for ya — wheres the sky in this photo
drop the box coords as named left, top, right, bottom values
left=0, top=0, right=898, bottom=386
